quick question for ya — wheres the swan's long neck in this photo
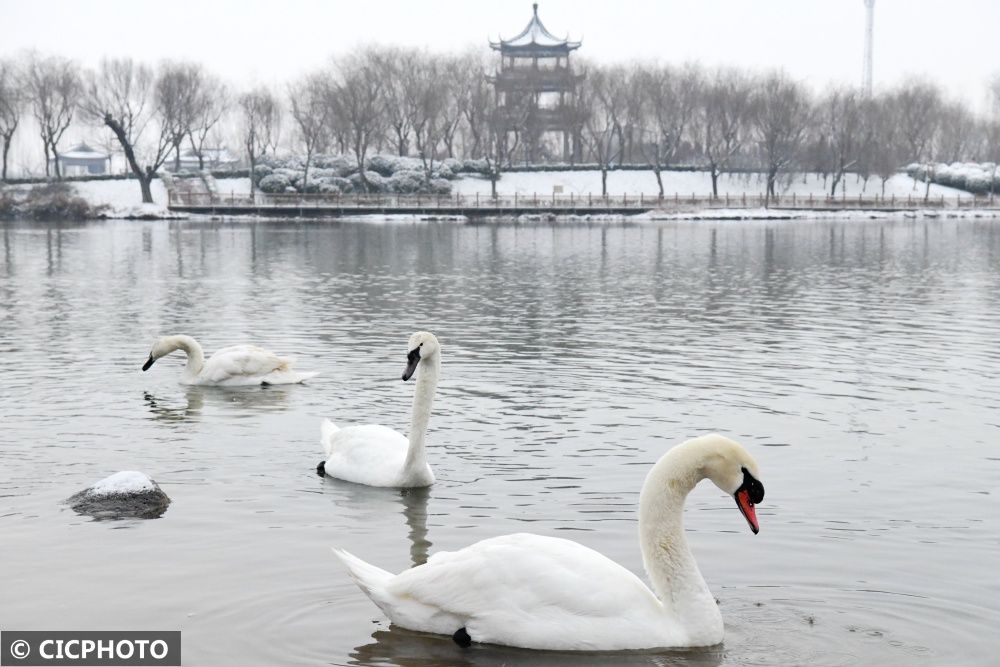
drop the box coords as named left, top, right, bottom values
left=168, top=335, right=205, bottom=376
left=638, top=446, right=722, bottom=636
left=402, top=353, right=439, bottom=477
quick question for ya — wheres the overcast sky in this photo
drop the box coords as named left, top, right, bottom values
left=2, top=0, right=997, bottom=106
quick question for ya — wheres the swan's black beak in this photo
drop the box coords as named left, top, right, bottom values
left=142, top=354, right=155, bottom=371
left=734, top=467, right=764, bottom=534
left=402, top=347, right=420, bottom=381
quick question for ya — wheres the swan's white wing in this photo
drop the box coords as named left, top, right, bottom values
left=382, top=533, right=674, bottom=650
left=322, top=424, right=411, bottom=487
left=200, top=345, right=295, bottom=384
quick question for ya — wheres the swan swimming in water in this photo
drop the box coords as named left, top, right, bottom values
left=333, top=434, right=765, bottom=651
left=141, top=335, right=317, bottom=386
left=318, top=332, right=440, bottom=488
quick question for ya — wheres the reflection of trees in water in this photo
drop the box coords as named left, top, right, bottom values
left=350, top=628, right=723, bottom=667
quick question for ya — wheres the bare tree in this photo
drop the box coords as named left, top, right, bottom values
left=156, top=62, right=209, bottom=171
left=892, top=79, right=943, bottom=198
left=0, top=59, right=23, bottom=181
left=378, top=48, right=420, bottom=157
left=410, top=56, right=448, bottom=180
left=438, top=54, right=471, bottom=159
left=81, top=58, right=173, bottom=203
left=460, top=51, right=493, bottom=160
left=239, top=87, right=280, bottom=200
left=863, top=95, right=902, bottom=196
left=328, top=51, right=385, bottom=192
left=288, top=72, right=331, bottom=190
left=24, top=53, right=82, bottom=178
left=937, top=101, right=978, bottom=164
left=695, top=68, right=754, bottom=197
left=187, top=73, right=228, bottom=171
left=819, top=86, right=865, bottom=196
left=580, top=64, right=627, bottom=196
left=637, top=63, right=702, bottom=196
left=752, top=71, right=812, bottom=204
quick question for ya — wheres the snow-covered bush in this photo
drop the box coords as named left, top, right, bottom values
left=386, top=170, right=426, bottom=194
left=349, top=170, right=386, bottom=192
left=440, top=157, right=463, bottom=177
left=428, top=178, right=452, bottom=195
left=259, top=173, right=292, bottom=193
left=367, top=154, right=424, bottom=176
left=313, top=154, right=356, bottom=176
left=252, top=164, right=273, bottom=180
left=432, top=163, right=455, bottom=180
left=461, top=158, right=491, bottom=176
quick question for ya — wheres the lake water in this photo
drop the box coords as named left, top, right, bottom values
left=1, top=218, right=999, bottom=666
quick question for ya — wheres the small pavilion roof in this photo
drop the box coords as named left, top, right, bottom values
left=60, top=143, right=108, bottom=160
left=490, top=3, right=581, bottom=53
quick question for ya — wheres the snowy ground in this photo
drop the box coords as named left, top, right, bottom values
left=5, top=172, right=981, bottom=220
left=451, top=170, right=967, bottom=199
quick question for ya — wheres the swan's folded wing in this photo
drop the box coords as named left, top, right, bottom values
left=385, top=533, right=665, bottom=649
left=204, top=345, right=290, bottom=382
left=322, top=425, right=410, bottom=486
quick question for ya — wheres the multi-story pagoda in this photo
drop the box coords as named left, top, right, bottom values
left=490, top=3, right=584, bottom=164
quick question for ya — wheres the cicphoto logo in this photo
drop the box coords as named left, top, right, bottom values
left=1, top=632, right=180, bottom=666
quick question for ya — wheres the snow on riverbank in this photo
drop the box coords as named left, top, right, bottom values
left=6, top=171, right=985, bottom=221
left=451, top=170, right=966, bottom=199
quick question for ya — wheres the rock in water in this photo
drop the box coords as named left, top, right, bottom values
left=66, top=471, right=171, bottom=520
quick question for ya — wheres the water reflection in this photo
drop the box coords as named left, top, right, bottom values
left=321, top=479, right=432, bottom=568
left=4, top=218, right=1000, bottom=666
left=350, top=629, right=724, bottom=667
left=143, top=385, right=296, bottom=423
left=144, top=389, right=204, bottom=422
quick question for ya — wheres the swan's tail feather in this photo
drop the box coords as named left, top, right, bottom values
left=321, top=419, right=339, bottom=458
left=332, top=548, right=394, bottom=610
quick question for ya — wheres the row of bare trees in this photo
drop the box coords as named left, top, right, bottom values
left=2, top=48, right=1000, bottom=203
left=581, top=64, right=1000, bottom=200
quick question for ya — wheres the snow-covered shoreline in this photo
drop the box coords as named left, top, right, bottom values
left=5, top=171, right=999, bottom=223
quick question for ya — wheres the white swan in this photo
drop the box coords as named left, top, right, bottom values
left=141, top=334, right=317, bottom=386
left=333, top=434, right=765, bottom=651
left=318, top=332, right=440, bottom=488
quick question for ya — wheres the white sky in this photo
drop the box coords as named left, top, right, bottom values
left=2, top=0, right=998, bottom=107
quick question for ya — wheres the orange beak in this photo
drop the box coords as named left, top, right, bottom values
left=735, top=488, right=759, bottom=534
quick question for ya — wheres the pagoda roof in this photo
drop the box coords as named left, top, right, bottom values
left=491, top=3, right=581, bottom=53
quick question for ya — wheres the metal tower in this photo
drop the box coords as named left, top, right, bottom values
left=862, top=0, right=875, bottom=96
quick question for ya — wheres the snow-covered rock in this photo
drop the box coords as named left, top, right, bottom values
left=66, top=471, right=171, bottom=520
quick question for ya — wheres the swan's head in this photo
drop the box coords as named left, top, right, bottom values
left=696, top=434, right=765, bottom=534
left=142, top=336, right=180, bottom=371
left=402, top=331, right=440, bottom=381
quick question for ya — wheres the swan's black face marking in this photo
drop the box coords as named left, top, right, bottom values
left=452, top=627, right=472, bottom=648
left=142, top=354, right=155, bottom=371
left=402, top=346, right=421, bottom=381
left=734, top=467, right=764, bottom=535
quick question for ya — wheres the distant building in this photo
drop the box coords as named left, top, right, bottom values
left=166, top=147, right=240, bottom=172
left=490, top=3, right=584, bottom=164
left=53, top=143, right=109, bottom=176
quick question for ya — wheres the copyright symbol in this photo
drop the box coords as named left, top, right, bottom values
left=10, top=639, right=30, bottom=659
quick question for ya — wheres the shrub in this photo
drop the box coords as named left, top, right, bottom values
left=18, top=183, right=99, bottom=220
left=428, top=178, right=452, bottom=195
left=349, top=170, right=385, bottom=193
left=259, top=173, right=291, bottom=193
left=386, top=170, right=426, bottom=194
